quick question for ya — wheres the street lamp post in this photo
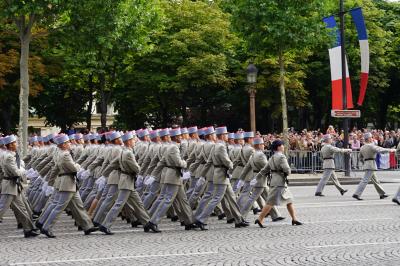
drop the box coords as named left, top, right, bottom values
left=247, top=63, right=258, bottom=133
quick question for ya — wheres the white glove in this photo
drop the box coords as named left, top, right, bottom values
left=196, top=177, right=206, bottom=187
left=390, top=149, right=397, bottom=152
left=236, top=180, right=244, bottom=190
left=228, top=174, right=232, bottom=179
left=182, top=171, right=191, bottom=181
left=41, top=181, right=49, bottom=192
left=144, top=176, right=155, bottom=186
left=95, top=176, right=105, bottom=185
left=250, top=178, right=257, bottom=187
left=135, top=175, right=144, bottom=188
left=45, top=186, right=54, bottom=197
left=96, top=176, right=107, bottom=191
left=77, top=168, right=85, bottom=177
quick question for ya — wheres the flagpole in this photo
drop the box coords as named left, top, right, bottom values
left=340, top=0, right=350, bottom=176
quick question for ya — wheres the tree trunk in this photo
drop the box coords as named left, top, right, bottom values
left=278, top=51, right=289, bottom=153
left=99, top=74, right=107, bottom=130
left=15, top=14, right=35, bottom=156
left=18, top=35, right=30, bottom=156
left=86, top=75, right=94, bottom=130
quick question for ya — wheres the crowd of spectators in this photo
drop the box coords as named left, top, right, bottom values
left=259, top=126, right=400, bottom=151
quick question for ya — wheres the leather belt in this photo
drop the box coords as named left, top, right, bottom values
left=323, top=157, right=333, bottom=160
left=58, top=172, right=78, bottom=176
left=364, top=158, right=374, bottom=161
left=3, top=176, right=23, bottom=193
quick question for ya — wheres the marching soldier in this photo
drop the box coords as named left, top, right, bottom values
left=39, top=134, right=97, bottom=238
left=238, top=137, right=283, bottom=221
left=353, top=132, right=395, bottom=200
left=315, top=134, right=351, bottom=196
left=145, top=128, right=194, bottom=232
left=194, top=126, right=248, bottom=230
left=255, top=140, right=302, bottom=228
left=0, top=135, right=39, bottom=238
left=99, top=131, right=157, bottom=234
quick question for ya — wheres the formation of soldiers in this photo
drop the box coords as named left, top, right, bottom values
left=0, top=126, right=399, bottom=238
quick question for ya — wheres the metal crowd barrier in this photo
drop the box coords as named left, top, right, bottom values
left=264, top=150, right=400, bottom=174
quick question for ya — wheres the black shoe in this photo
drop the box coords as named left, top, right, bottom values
left=126, top=218, right=131, bottom=224
left=380, top=194, right=389, bottom=199
left=226, top=218, right=235, bottom=224
left=392, top=198, right=400, bottom=205
left=254, top=219, right=266, bottom=228
left=99, top=225, right=113, bottom=235
left=92, top=221, right=100, bottom=227
left=77, top=226, right=83, bottom=231
left=194, top=221, right=208, bottom=231
left=170, top=216, right=179, bottom=222
left=17, top=223, right=23, bottom=229
left=180, top=221, right=185, bottom=226
left=272, top=217, right=285, bottom=222
left=235, top=221, right=249, bottom=228
left=253, top=208, right=261, bottom=215
left=185, top=224, right=197, bottom=231
left=84, top=227, right=99, bottom=235
left=217, top=213, right=226, bottom=220
left=292, top=220, right=303, bottom=226
left=144, top=222, right=161, bottom=233
left=340, top=189, right=348, bottom=196
left=131, top=220, right=142, bottom=228
left=66, top=210, right=72, bottom=216
left=42, top=229, right=56, bottom=238
left=210, top=212, right=217, bottom=217
left=32, top=214, right=40, bottom=220
left=24, top=230, right=40, bottom=238
left=315, top=192, right=325, bottom=197
left=352, top=194, right=363, bottom=201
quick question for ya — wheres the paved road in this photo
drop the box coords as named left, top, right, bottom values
left=1, top=183, right=399, bottom=266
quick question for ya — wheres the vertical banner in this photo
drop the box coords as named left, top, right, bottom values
left=350, top=7, right=369, bottom=106
left=323, top=16, right=354, bottom=110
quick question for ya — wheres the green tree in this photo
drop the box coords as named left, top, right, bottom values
left=115, top=0, right=239, bottom=128
left=229, top=0, right=324, bottom=146
left=1, top=0, right=67, bottom=155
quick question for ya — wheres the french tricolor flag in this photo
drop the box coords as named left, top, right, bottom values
left=323, top=16, right=354, bottom=110
left=350, top=7, right=369, bottom=106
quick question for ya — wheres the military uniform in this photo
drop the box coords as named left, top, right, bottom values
left=353, top=141, right=392, bottom=199
left=316, top=141, right=350, bottom=195
left=238, top=149, right=281, bottom=219
left=0, top=135, right=38, bottom=237
left=41, top=134, right=95, bottom=237
left=148, top=129, right=193, bottom=230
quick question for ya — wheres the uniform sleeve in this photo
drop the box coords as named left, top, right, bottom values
left=63, top=152, right=80, bottom=173
left=103, top=157, right=120, bottom=177
left=170, top=145, right=187, bottom=168
left=238, top=159, right=252, bottom=181
left=123, top=151, right=140, bottom=174
left=218, top=144, right=233, bottom=170
left=280, top=155, right=291, bottom=176
left=5, top=155, right=25, bottom=177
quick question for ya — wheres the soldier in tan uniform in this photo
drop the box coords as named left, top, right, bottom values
left=92, top=132, right=123, bottom=225
left=315, top=134, right=351, bottom=196
left=0, top=135, right=39, bottom=238
left=99, top=131, right=157, bottom=234
left=146, top=128, right=194, bottom=232
left=255, top=140, right=302, bottom=228
left=238, top=137, right=283, bottom=221
left=39, top=134, right=97, bottom=238
left=195, top=126, right=248, bottom=230
left=353, top=132, right=395, bottom=200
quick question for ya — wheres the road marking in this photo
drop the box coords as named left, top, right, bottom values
left=295, top=202, right=394, bottom=208
left=306, top=241, right=400, bottom=249
left=9, top=251, right=218, bottom=265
